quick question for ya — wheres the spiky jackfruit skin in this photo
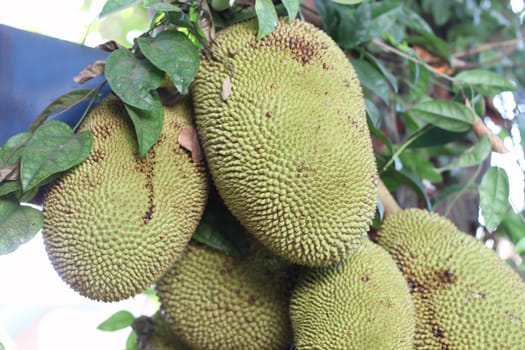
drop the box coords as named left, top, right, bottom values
left=42, top=96, right=208, bottom=302
left=375, top=209, right=525, bottom=349
left=156, top=240, right=294, bottom=350
left=289, top=239, right=415, bottom=349
left=191, top=18, right=378, bottom=267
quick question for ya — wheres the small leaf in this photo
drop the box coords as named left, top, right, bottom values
left=0, top=132, right=31, bottom=165
left=192, top=189, right=248, bottom=258
left=98, top=310, right=135, bottom=331
left=499, top=213, right=525, bottom=244
left=105, top=48, right=164, bottom=110
left=454, top=69, right=516, bottom=96
left=399, top=151, right=442, bottom=183
left=99, top=0, right=140, bottom=18
left=281, top=0, right=300, bottom=20
left=30, top=90, right=98, bottom=132
left=123, top=102, right=164, bottom=158
left=479, top=166, right=510, bottom=232
left=443, top=134, right=491, bottom=170
left=0, top=342, right=4, bottom=350
left=20, top=121, right=93, bottom=191
left=0, top=198, right=43, bottom=255
left=352, top=59, right=390, bottom=104
left=126, top=330, right=138, bottom=350
left=136, top=31, right=200, bottom=94
left=73, top=60, right=106, bottom=84
left=382, top=168, right=432, bottom=210
left=409, top=100, right=474, bottom=132
left=0, top=181, right=21, bottom=197
left=255, top=0, right=278, bottom=40
left=178, top=126, right=203, bottom=163
left=221, top=76, right=232, bottom=101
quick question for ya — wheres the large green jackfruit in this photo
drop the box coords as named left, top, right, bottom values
left=42, top=96, right=208, bottom=302
left=289, top=239, right=416, bottom=349
left=375, top=209, right=525, bottom=349
left=156, top=239, right=294, bottom=350
left=191, top=18, right=378, bottom=267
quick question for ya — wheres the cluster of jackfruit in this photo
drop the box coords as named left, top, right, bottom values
left=40, top=16, right=525, bottom=349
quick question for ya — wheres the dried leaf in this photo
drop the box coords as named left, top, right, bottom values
left=96, top=40, right=123, bottom=52
left=221, top=76, right=232, bottom=101
left=73, top=60, right=106, bottom=84
left=198, top=0, right=216, bottom=42
left=178, top=126, right=203, bottom=163
left=0, top=161, right=20, bottom=182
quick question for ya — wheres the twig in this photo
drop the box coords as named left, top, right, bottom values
left=371, top=39, right=455, bottom=83
left=453, top=37, right=523, bottom=58
left=465, top=99, right=510, bottom=154
left=378, top=179, right=401, bottom=216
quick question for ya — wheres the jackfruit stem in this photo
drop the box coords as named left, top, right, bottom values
left=378, top=179, right=401, bottom=216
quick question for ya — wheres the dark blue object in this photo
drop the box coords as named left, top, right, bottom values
left=0, top=24, right=112, bottom=144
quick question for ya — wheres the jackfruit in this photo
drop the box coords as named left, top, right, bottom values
left=289, top=239, right=416, bottom=349
left=156, top=239, right=294, bottom=350
left=191, top=18, right=378, bottom=267
left=375, top=208, right=525, bottom=349
left=42, top=95, right=208, bottom=302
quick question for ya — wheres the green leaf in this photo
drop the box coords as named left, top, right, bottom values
left=20, top=121, right=93, bottom=191
left=99, top=0, right=140, bottom=18
left=29, top=89, right=98, bottom=132
left=407, top=61, right=430, bottom=101
left=399, top=151, right=442, bottom=183
left=105, top=48, right=164, bottom=110
left=255, top=0, right=278, bottom=39
left=499, top=213, right=525, bottom=244
left=98, top=310, right=135, bottom=331
left=352, top=59, right=390, bottom=104
left=192, top=189, right=248, bottom=258
left=126, top=330, right=138, bottom=350
left=479, top=166, right=510, bottom=232
left=123, top=101, right=164, bottom=157
left=407, top=31, right=451, bottom=62
left=136, top=31, right=200, bottom=94
left=281, top=0, right=300, bottom=21
left=0, top=198, right=43, bottom=255
left=409, top=100, right=474, bottom=132
left=316, top=0, right=401, bottom=49
left=331, top=0, right=362, bottom=4
left=397, top=7, right=432, bottom=33
left=365, top=98, right=380, bottom=127
left=454, top=69, right=516, bottom=96
left=382, top=168, right=432, bottom=210
left=358, top=50, right=398, bottom=92
left=0, top=181, right=21, bottom=197
left=143, top=0, right=181, bottom=12
left=0, top=342, right=4, bottom=350
left=442, top=134, right=491, bottom=170
left=409, top=126, right=469, bottom=148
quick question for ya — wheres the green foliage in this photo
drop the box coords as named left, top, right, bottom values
left=0, top=197, right=42, bottom=255
left=97, top=310, right=135, bottom=331
left=409, top=100, right=474, bottom=132
left=479, top=166, right=510, bottom=232
left=255, top=0, right=278, bottom=39
left=20, top=121, right=93, bottom=191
